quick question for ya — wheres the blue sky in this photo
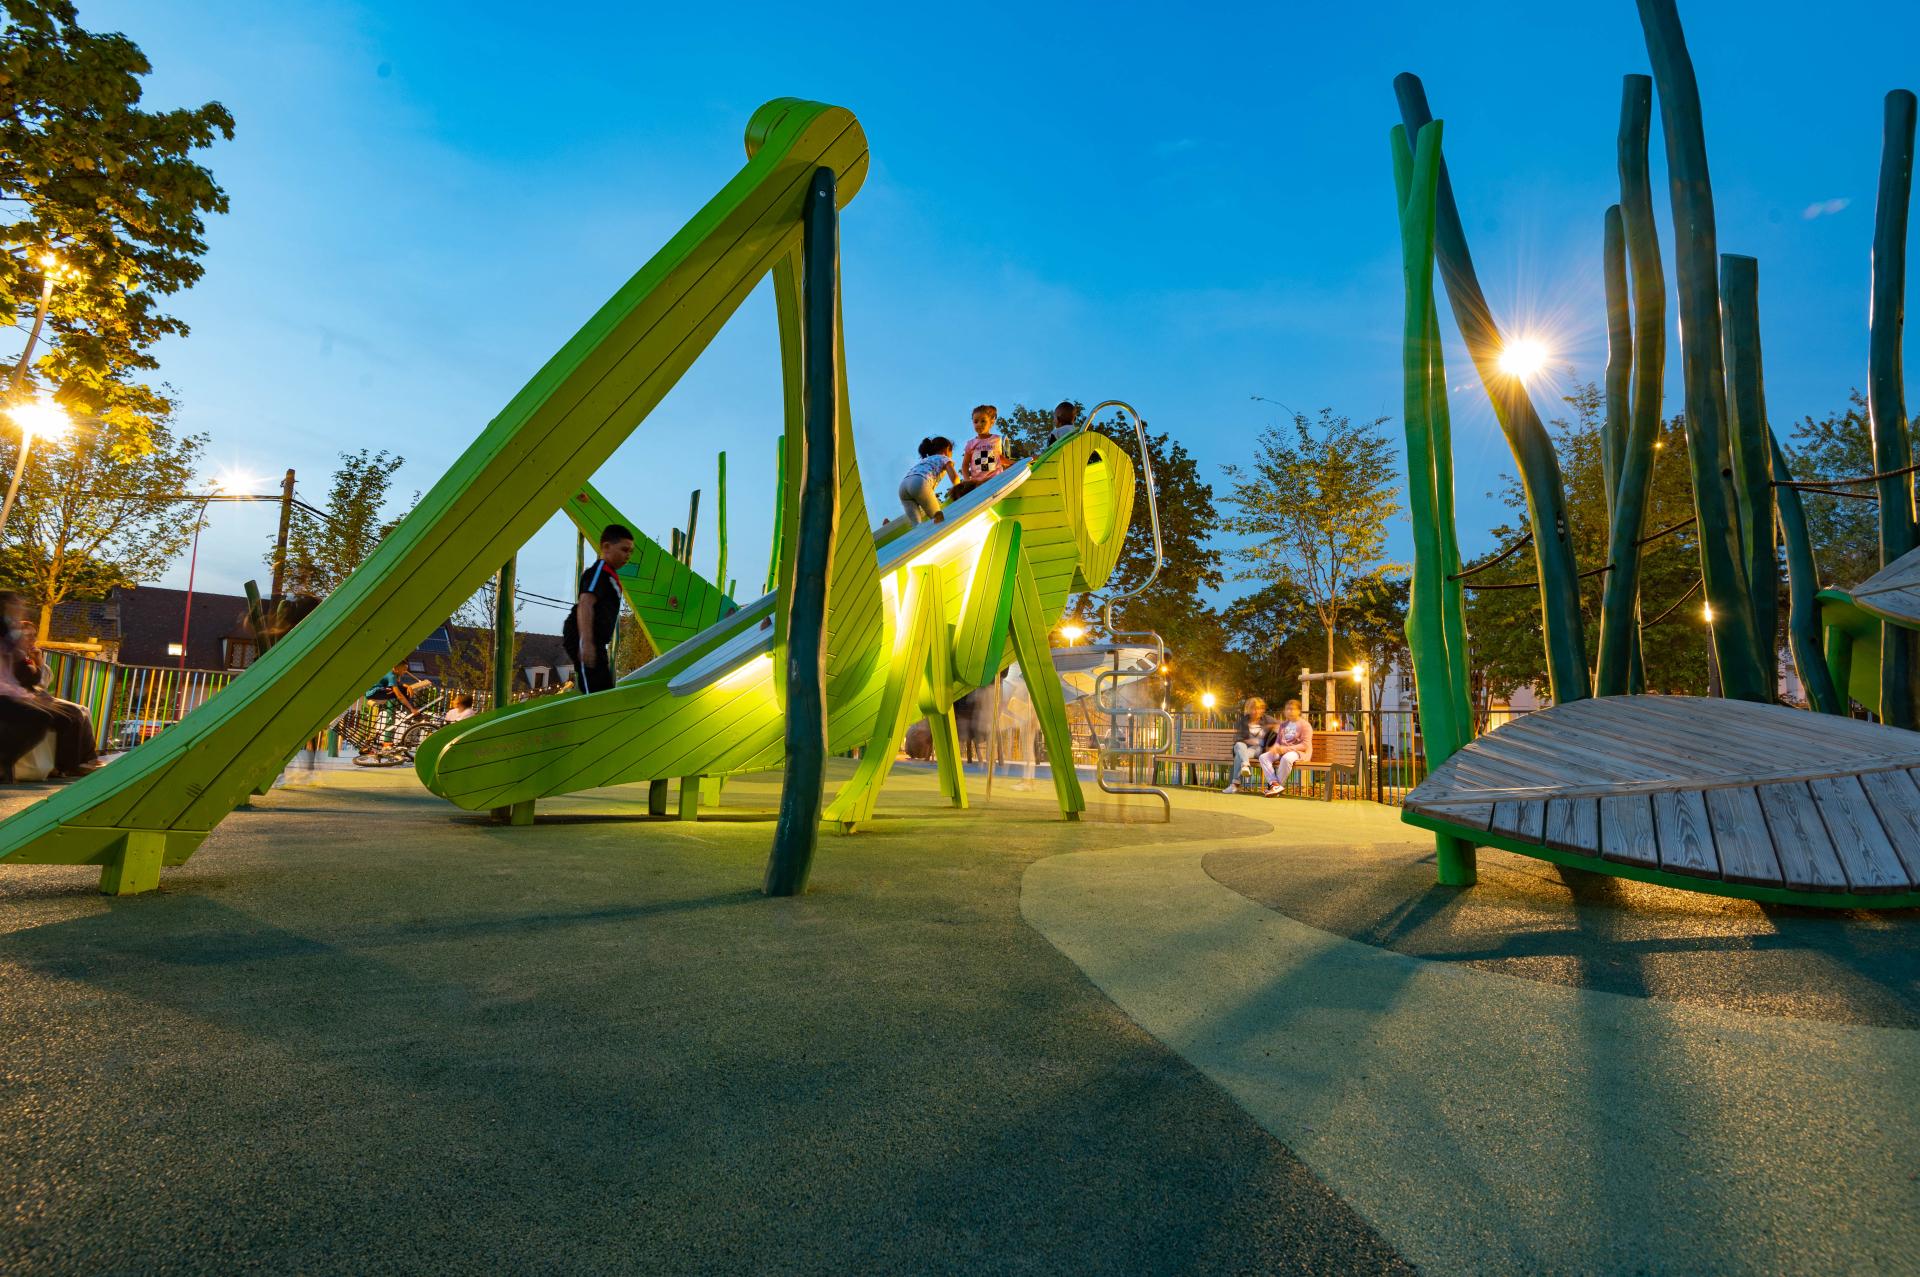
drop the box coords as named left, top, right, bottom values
left=60, top=0, right=1920, bottom=634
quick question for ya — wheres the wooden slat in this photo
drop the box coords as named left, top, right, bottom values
left=1543, top=797, right=1599, bottom=855
left=1490, top=799, right=1545, bottom=843
left=1418, top=799, right=1493, bottom=831
left=1861, top=769, right=1920, bottom=884
left=1756, top=782, right=1849, bottom=892
left=1807, top=775, right=1910, bottom=893
left=1704, top=787, right=1782, bottom=886
left=1652, top=789, right=1718, bottom=878
left=1598, top=793, right=1658, bottom=867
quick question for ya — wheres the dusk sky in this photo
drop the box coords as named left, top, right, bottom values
left=68, top=1, right=1920, bottom=635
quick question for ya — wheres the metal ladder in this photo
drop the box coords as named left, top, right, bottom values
left=1078, top=400, right=1172, bottom=820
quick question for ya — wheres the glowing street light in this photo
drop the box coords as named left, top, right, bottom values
left=1497, top=337, right=1551, bottom=381
left=1702, top=603, right=1715, bottom=624
left=1060, top=622, right=1085, bottom=645
left=0, top=393, right=74, bottom=539
left=1200, top=691, right=1218, bottom=710
left=1350, top=662, right=1367, bottom=681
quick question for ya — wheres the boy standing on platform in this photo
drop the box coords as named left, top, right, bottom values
left=564, top=524, right=635, bottom=694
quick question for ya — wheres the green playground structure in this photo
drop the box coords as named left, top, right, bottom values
left=0, top=98, right=1163, bottom=898
left=1394, top=3, right=1920, bottom=909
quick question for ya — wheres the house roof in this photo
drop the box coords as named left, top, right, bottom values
left=114, top=586, right=254, bottom=670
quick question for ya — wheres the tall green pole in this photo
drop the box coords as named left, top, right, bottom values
left=1634, top=0, right=1767, bottom=702
left=1601, top=206, right=1631, bottom=526
left=1597, top=75, right=1666, bottom=696
left=1394, top=119, right=1474, bottom=887
left=1395, top=74, right=1590, bottom=706
left=493, top=557, right=515, bottom=709
left=1720, top=254, right=1778, bottom=696
left=764, top=438, right=786, bottom=598
left=765, top=167, right=840, bottom=898
left=715, top=450, right=729, bottom=601
left=1770, top=433, right=1843, bottom=715
left=1869, top=89, right=1916, bottom=727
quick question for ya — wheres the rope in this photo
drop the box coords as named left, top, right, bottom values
left=1458, top=516, right=1698, bottom=591
left=1774, top=457, right=1920, bottom=488
left=1448, top=531, right=1532, bottom=581
left=1642, top=577, right=1704, bottom=627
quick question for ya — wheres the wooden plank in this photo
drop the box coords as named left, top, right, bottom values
left=1488, top=798, right=1546, bottom=843
left=1863, top=769, right=1920, bottom=884
left=1543, top=797, right=1599, bottom=856
left=1597, top=793, right=1659, bottom=867
left=1416, top=799, right=1493, bottom=831
left=1652, top=788, right=1718, bottom=878
left=1807, top=774, right=1910, bottom=893
left=1703, top=787, right=1782, bottom=886
left=1756, top=782, right=1849, bottom=892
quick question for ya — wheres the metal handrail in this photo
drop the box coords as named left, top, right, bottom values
left=1070, top=400, right=1163, bottom=635
left=1090, top=640, right=1171, bottom=822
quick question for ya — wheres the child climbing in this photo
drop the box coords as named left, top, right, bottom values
left=899, top=435, right=958, bottom=524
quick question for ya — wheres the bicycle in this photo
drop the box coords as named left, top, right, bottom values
left=336, top=701, right=445, bottom=768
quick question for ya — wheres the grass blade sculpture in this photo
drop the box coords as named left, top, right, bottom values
left=1868, top=90, right=1917, bottom=726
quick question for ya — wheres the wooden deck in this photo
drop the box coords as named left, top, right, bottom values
left=1403, top=696, right=1920, bottom=899
left=1845, top=544, right=1920, bottom=630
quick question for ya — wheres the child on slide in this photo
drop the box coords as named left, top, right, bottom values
left=949, top=404, right=1013, bottom=501
left=899, top=436, right=958, bottom=524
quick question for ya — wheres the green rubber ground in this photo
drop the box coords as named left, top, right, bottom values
left=0, top=765, right=1408, bottom=1275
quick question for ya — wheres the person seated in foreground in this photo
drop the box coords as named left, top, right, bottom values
left=948, top=403, right=1013, bottom=501
left=1259, top=698, right=1314, bottom=796
left=1222, top=695, right=1270, bottom=794
left=899, top=435, right=959, bottom=524
left=0, top=590, right=101, bottom=780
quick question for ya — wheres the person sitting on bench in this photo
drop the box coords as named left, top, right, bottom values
left=0, top=591, right=93, bottom=780
left=1259, top=699, right=1313, bottom=796
left=1223, top=696, right=1270, bottom=794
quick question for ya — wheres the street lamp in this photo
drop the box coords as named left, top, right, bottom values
left=175, top=469, right=261, bottom=716
left=1060, top=622, right=1085, bottom=646
left=0, top=393, right=72, bottom=541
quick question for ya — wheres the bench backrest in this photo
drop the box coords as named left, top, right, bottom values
left=1310, top=729, right=1360, bottom=768
left=1171, top=727, right=1239, bottom=761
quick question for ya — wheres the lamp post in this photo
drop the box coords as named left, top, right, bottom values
left=176, top=471, right=261, bottom=719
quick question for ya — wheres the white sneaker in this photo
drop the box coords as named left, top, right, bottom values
left=1264, top=784, right=1284, bottom=797
left=1223, top=783, right=1239, bottom=794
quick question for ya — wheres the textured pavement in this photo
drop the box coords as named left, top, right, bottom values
left=1022, top=794, right=1920, bottom=1276
left=0, top=765, right=1409, bottom=1275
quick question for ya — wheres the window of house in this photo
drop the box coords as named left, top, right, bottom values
left=223, top=638, right=257, bottom=670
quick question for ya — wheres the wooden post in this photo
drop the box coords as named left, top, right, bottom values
left=270, top=468, right=296, bottom=601
left=1870, top=90, right=1917, bottom=726
left=1771, top=434, right=1844, bottom=714
left=764, top=166, right=840, bottom=897
left=1721, top=254, right=1778, bottom=695
left=490, top=557, right=517, bottom=823
left=716, top=451, right=729, bottom=600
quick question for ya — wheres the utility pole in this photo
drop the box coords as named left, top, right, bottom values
left=270, top=468, right=296, bottom=599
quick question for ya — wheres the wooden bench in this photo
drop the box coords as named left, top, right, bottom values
left=1163, top=727, right=1362, bottom=799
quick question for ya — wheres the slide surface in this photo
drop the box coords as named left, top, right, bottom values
left=418, top=429, right=1134, bottom=811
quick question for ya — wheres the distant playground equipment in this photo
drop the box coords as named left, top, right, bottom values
left=1394, top=2, right=1920, bottom=907
left=0, top=98, right=1166, bottom=896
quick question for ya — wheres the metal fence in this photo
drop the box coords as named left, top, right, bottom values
left=42, top=650, right=236, bottom=752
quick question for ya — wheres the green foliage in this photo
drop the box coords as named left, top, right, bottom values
left=0, top=0, right=233, bottom=425
left=0, top=405, right=203, bottom=635
left=275, top=449, right=414, bottom=596
left=1466, top=385, right=1709, bottom=697
left=1221, top=408, right=1404, bottom=680
left=1784, top=390, right=1882, bottom=591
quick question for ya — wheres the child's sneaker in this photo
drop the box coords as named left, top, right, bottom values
left=1222, top=782, right=1239, bottom=794
left=1264, top=784, right=1285, bottom=797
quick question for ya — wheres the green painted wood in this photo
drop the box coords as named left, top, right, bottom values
left=648, top=778, right=668, bottom=816
left=679, top=776, right=701, bottom=822
left=951, top=522, right=1019, bottom=687
left=825, top=565, right=943, bottom=828
left=1601, top=205, right=1630, bottom=520
left=715, top=450, right=728, bottom=605
left=0, top=97, right=874, bottom=884
left=1008, top=527, right=1085, bottom=819
left=563, top=481, right=733, bottom=652
left=98, top=831, right=165, bottom=896
left=1870, top=90, right=1918, bottom=727
left=765, top=166, right=842, bottom=896
left=1773, top=434, right=1844, bottom=714
left=1720, top=254, right=1778, bottom=694
left=1395, top=75, right=1589, bottom=706
left=1598, top=75, right=1666, bottom=696
left=1634, top=0, right=1767, bottom=701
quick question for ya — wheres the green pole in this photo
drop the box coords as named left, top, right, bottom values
left=1601, top=206, right=1630, bottom=530
left=716, top=450, right=729, bottom=601
left=574, top=533, right=584, bottom=593
left=1869, top=89, right=1916, bottom=726
left=765, top=166, right=840, bottom=898
left=765, top=438, right=786, bottom=597
left=682, top=489, right=700, bottom=567
left=493, top=557, right=515, bottom=710
left=1597, top=76, right=1666, bottom=696
left=1770, top=433, right=1843, bottom=715
left=1394, top=74, right=1590, bottom=706
left=1721, top=254, right=1779, bottom=695
left=1634, top=0, right=1767, bottom=702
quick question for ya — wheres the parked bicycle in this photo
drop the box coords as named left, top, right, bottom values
left=334, top=701, right=445, bottom=768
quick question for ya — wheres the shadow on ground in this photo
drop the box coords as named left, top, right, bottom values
left=0, top=766, right=1409, bottom=1274
left=1205, top=838, right=1920, bottom=1026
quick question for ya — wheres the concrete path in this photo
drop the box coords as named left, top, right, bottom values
left=1022, top=812, right=1920, bottom=1275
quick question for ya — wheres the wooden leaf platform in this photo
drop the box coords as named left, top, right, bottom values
left=1845, top=544, right=1920, bottom=630
left=1403, top=696, right=1920, bottom=905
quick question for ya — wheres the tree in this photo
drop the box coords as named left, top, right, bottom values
left=0, top=405, right=203, bottom=636
left=1465, top=385, right=1710, bottom=698
left=0, top=1, right=233, bottom=427
left=999, top=401, right=1232, bottom=698
left=274, top=449, right=413, bottom=596
left=1221, top=408, right=1404, bottom=682
left=1784, top=390, right=1881, bottom=592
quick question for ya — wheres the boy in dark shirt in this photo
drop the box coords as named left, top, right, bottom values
left=564, top=524, right=635, bottom=694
